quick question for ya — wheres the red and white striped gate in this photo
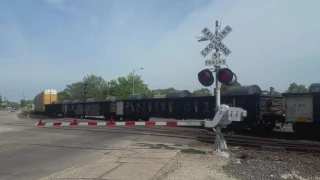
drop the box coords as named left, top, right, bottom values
left=35, top=120, right=204, bottom=127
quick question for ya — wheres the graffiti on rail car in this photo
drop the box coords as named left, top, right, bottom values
left=122, top=96, right=216, bottom=119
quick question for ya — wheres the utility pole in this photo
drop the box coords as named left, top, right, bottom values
left=132, top=68, right=143, bottom=94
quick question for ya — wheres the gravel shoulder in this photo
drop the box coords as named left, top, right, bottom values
left=158, top=142, right=320, bottom=180
left=224, top=146, right=320, bottom=180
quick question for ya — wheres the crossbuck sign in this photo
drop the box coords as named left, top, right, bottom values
left=200, top=25, right=233, bottom=58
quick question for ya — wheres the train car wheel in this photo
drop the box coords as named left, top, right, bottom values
left=263, top=120, right=276, bottom=132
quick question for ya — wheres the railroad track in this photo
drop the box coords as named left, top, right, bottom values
left=26, top=114, right=320, bottom=155
left=198, top=134, right=320, bottom=156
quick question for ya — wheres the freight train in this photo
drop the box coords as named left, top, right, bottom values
left=34, top=85, right=286, bottom=132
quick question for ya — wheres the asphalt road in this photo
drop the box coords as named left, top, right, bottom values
left=0, top=111, right=201, bottom=180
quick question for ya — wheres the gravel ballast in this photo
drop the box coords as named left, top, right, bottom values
left=224, top=146, right=320, bottom=180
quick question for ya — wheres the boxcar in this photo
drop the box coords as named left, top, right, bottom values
left=283, top=92, right=320, bottom=133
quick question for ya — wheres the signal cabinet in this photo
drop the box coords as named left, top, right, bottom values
left=283, top=92, right=320, bottom=123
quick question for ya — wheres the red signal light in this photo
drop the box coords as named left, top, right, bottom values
left=203, top=73, right=209, bottom=79
left=198, top=69, right=214, bottom=87
left=220, top=71, right=230, bottom=81
left=217, top=68, right=237, bottom=86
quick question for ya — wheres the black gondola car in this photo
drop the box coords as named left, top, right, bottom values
left=85, top=98, right=102, bottom=117
left=67, top=99, right=83, bottom=118
left=102, top=96, right=121, bottom=120
left=121, top=93, right=150, bottom=121
left=223, top=85, right=285, bottom=131
left=62, top=100, right=73, bottom=116
left=165, top=90, right=192, bottom=98
left=309, top=83, right=320, bottom=92
left=44, top=101, right=64, bottom=116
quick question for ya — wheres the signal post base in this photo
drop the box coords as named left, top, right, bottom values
left=213, top=126, right=227, bottom=152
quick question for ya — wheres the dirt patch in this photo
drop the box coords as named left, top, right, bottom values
left=155, top=144, right=237, bottom=180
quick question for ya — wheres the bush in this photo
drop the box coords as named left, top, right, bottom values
left=17, top=110, right=33, bottom=119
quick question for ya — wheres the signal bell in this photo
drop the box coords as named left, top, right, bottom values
left=217, top=68, right=237, bottom=86
left=198, top=69, right=214, bottom=87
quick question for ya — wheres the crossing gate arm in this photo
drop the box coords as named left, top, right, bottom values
left=35, top=120, right=204, bottom=127
left=35, top=105, right=246, bottom=128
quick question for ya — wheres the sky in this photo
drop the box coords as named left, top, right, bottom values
left=0, top=0, right=319, bottom=102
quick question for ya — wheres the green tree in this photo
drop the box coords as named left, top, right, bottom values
left=286, top=83, right=308, bottom=93
left=108, top=73, right=149, bottom=99
left=58, top=91, right=72, bottom=101
left=26, top=100, right=34, bottom=104
left=192, top=88, right=212, bottom=96
left=4, top=101, right=19, bottom=108
left=220, top=81, right=242, bottom=94
left=83, top=74, right=108, bottom=99
left=61, top=74, right=109, bottom=100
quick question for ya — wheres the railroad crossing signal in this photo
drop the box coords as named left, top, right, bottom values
left=196, top=20, right=239, bottom=153
left=200, top=25, right=233, bottom=58
left=198, top=69, right=214, bottom=87
left=83, top=83, right=88, bottom=96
